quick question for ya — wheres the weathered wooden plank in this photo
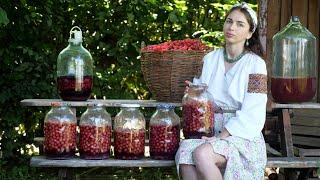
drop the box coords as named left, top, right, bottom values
left=291, top=117, right=320, bottom=126
left=278, top=109, right=294, bottom=157
left=20, top=99, right=181, bottom=107
left=29, top=156, right=320, bottom=168
left=266, top=0, right=281, bottom=94
left=267, top=157, right=320, bottom=168
left=58, top=168, right=74, bottom=180
left=298, top=148, right=320, bottom=157
left=22, top=99, right=320, bottom=110
left=258, top=0, right=268, bottom=56
left=292, top=135, right=320, bottom=147
left=30, top=156, right=175, bottom=167
left=291, top=125, right=320, bottom=136
left=318, top=0, right=320, bottom=102
left=293, top=109, right=320, bottom=118
left=308, top=0, right=320, bottom=102
left=272, top=103, right=320, bottom=109
left=308, top=0, right=320, bottom=37
left=280, top=0, right=292, bottom=28
left=292, top=0, right=308, bottom=26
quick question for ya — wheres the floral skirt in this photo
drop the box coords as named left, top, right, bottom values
left=175, top=113, right=267, bottom=180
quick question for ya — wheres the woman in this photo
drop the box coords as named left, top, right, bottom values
left=175, top=2, right=267, bottom=180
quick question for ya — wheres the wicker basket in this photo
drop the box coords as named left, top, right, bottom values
left=140, top=50, right=209, bottom=102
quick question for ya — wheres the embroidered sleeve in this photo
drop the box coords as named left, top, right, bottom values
left=247, top=74, right=267, bottom=94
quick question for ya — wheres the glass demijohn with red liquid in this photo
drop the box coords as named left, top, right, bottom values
left=43, top=105, right=77, bottom=159
left=149, top=104, right=180, bottom=160
left=57, top=26, right=93, bottom=101
left=271, top=16, right=318, bottom=103
left=114, top=104, right=145, bottom=159
left=79, top=104, right=112, bottom=159
left=182, top=83, right=214, bottom=139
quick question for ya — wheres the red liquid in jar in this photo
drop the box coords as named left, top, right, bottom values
left=182, top=101, right=214, bottom=139
left=44, top=121, right=77, bottom=159
left=79, top=125, right=112, bottom=159
left=114, top=129, right=145, bottom=160
left=149, top=125, right=180, bottom=160
left=57, top=75, right=92, bottom=101
left=271, top=77, right=316, bottom=103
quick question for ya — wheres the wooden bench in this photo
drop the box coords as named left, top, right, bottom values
left=21, top=99, right=320, bottom=179
left=29, top=156, right=320, bottom=168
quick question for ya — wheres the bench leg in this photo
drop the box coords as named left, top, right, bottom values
left=279, top=168, right=298, bottom=180
left=278, top=109, right=294, bottom=157
left=297, top=168, right=313, bottom=180
left=58, top=168, right=74, bottom=180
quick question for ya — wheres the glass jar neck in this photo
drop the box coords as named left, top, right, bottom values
left=121, top=107, right=138, bottom=112
left=290, top=16, right=300, bottom=24
left=157, top=108, right=172, bottom=113
left=52, top=106, right=69, bottom=110
left=87, top=106, right=103, bottom=111
left=188, top=85, right=207, bottom=96
left=69, top=41, right=82, bottom=47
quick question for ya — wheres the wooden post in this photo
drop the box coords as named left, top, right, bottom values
left=278, top=109, right=294, bottom=157
left=58, top=168, right=74, bottom=180
left=258, top=0, right=267, bottom=56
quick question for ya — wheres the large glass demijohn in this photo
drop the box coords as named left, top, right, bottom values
left=271, top=16, right=318, bottom=103
left=57, top=26, right=93, bottom=101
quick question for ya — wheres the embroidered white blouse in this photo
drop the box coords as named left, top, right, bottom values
left=193, top=48, right=268, bottom=141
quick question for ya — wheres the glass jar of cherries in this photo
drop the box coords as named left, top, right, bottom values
left=114, top=104, right=145, bottom=159
left=43, top=105, right=77, bottom=159
left=79, top=104, right=112, bottom=159
left=182, top=83, right=214, bottom=139
left=149, top=104, right=180, bottom=160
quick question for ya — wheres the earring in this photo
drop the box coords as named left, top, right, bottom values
left=246, top=39, right=249, bottom=46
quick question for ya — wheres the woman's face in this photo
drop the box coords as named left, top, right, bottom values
left=223, top=9, right=253, bottom=46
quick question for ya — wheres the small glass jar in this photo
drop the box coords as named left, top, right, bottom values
left=149, top=104, right=180, bottom=160
left=114, top=104, right=145, bottom=160
left=79, top=104, right=112, bottom=159
left=44, top=105, right=77, bottom=159
left=57, top=26, right=93, bottom=101
left=271, top=16, right=318, bottom=103
left=182, top=83, right=214, bottom=139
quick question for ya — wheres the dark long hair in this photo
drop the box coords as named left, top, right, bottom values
left=225, top=6, right=263, bottom=57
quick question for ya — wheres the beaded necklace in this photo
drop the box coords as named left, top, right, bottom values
left=223, top=49, right=246, bottom=63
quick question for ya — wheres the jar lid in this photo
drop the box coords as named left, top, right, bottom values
left=86, top=103, right=104, bottom=107
left=68, top=26, right=83, bottom=43
left=51, top=102, right=71, bottom=107
left=120, top=104, right=140, bottom=108
left=156, top=103, right=175, bottom=109
left=189, top=83, right=208, bottom=88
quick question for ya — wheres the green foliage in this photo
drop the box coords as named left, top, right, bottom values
left=0, top=0, right=256, bottom=178
left=0, top=7, right=9, bottom=26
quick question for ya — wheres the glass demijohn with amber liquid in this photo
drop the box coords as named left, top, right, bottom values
left=271, top=16, right=318, bottom=103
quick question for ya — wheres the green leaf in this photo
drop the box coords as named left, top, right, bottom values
left=168, top=12, right=178, bottom=23
left=0, top=7, right=9, bottom=26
